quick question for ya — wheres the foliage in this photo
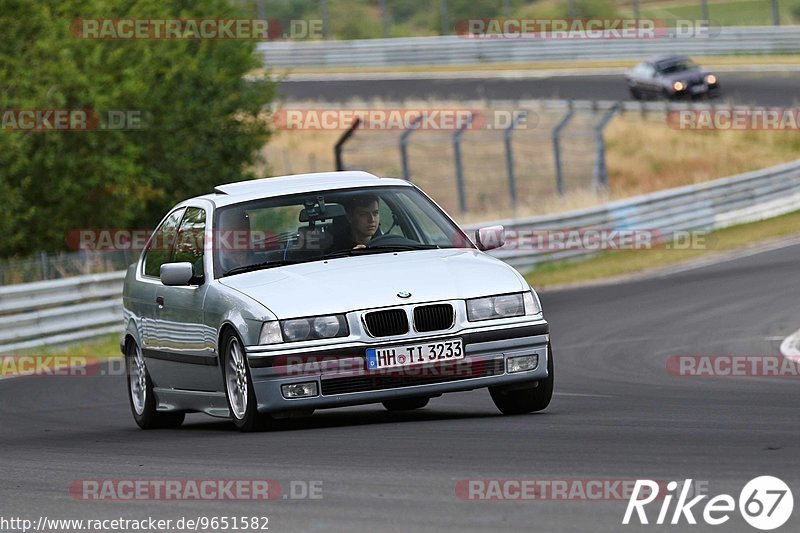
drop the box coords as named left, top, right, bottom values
left=0, top=0, right=275, bottom=256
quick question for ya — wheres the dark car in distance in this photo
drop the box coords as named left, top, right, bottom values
left=625, top=55, right=720, bottom=100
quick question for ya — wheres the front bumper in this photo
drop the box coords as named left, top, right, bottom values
left=672, top=82, right=720, bottom=98
left=246, top=321, right=550, bottom=414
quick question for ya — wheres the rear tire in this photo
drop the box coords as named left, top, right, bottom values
left=382, top=397, right=430, bottom=411
left=490, top=343, right=554, bottom=415
left=629, top=87, right=642, bottom=100
left=126, top=340, right=185, bottom=429
left=222, top=331, right=273, bottom=432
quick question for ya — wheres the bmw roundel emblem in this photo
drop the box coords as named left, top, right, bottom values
left=397, top=291, right=412, bottom=298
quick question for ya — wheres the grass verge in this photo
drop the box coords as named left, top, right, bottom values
left=525, top=210, right=800, bottom=289
left=635, top=0, right=800, bottom=27
left=1, top=334, right=122, bottom=379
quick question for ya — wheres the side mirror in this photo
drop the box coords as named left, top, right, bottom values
left=474, top=225, right=505, bottom=251
left=160, top=262, right=195, bottom=286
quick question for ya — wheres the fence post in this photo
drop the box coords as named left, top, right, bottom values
left=771, top=0, right=780, bottom=26
left=334, top=118, right=361, bottom=171
left=552, top=101, right=575, bottom=197
left=399, top=115, right=422, bottom=181
left=504, top=110, right=528, bottom=211
left=592, top=101, right=622, bottom=190
left=39, top=251, right=49, bottom=281
left=701, top=0, right=709, bottom=23
left=439, top=0, right=449, bottom=35
left=320, top=0, right=331, bottom=39
left=452, top=113, right=474, bottom=215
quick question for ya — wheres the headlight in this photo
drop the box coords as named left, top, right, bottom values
left=467, top=293, right=525, bottom=321
left=705, top=74, right=717, bottom=85
left=672, top=81, right=685, bottom=91
left=313, top=315, right=341, bottom=337
left=282, top=319, right=312, bottom=341
left=280, top=314, right=348, bottom=342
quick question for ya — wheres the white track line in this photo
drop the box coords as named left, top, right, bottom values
left=780, top=328, right=800, bottom=363
left=554, top=392, right=615, bottom=398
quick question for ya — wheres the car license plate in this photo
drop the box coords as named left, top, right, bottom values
left=366, top=339, right=464, bottom=370
left=690, top=84, right=707, bottom=94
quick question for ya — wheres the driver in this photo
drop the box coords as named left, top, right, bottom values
left=335, top=194, right=381, bottom=250
left=218, top=208, right=253, bottom=273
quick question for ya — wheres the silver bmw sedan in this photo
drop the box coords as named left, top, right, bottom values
left=121, top=171, right=552, bottom=431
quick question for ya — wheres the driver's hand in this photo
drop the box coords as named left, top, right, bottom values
left=352, top=244, right=367, bottom=249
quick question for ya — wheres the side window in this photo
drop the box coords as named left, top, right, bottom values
left=143, top=208, right=185, bottom=278
left=173, top=207, right=206, bottom=277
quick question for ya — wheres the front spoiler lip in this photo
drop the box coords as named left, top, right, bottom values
left=252, top=364, right=548, bottom=413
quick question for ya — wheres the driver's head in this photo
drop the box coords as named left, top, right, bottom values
left=344, top=194, right=380, bottom=244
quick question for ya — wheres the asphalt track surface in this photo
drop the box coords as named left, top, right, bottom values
left=278, top=72, right=800, bottom=106
left=1, top=242, right=799, bottom=532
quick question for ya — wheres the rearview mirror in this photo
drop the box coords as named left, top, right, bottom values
left=299, top=202, right=345, bottom=222
left=160, top=262, right=195, bottom=286
left=474, top=225, right=505, bottom=251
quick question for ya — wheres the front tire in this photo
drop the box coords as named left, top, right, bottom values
left=490, top=342, right=554, bottom=415
left=382, top=397, right=430, bottom=411
left=222, top=331, right=273, bottom=432
left=126, top=341, right=185, bottom=429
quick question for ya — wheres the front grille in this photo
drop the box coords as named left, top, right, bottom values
left=363, top=309, right=408, bottom=337
left=413, top=304, right=454, bottom=332
left=321, top=358, right=504, bottom=395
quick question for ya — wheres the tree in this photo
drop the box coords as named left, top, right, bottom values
left=0, top=0, right=275, bottom=256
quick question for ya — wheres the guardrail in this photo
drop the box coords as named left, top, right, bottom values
left=258, top=26, right=800, bottom=68
left=464, top=159, right=800, bottom=271
left=0, top=271, right=125, bottom=353
left=2, top=158, right=800, bottom=352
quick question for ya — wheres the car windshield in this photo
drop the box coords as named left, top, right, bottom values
left=656, top=58, right=697, bottom=75
left=214, top=186, right=473, bottom=277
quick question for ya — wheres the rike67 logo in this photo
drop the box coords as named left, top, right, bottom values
left=623, top=477, right=793, bottom=530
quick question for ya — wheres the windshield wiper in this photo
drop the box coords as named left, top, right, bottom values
left=370, top=244, right=440, bottom=251
left=320, top=244, right=440, bottom=261
left=221, top=259, right=300, bottom=277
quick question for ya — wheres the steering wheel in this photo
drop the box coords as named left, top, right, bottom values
left=366, top=234, right=420, bottom=248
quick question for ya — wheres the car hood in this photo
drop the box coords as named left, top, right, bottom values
left=218, top=249, right=527, bottom=318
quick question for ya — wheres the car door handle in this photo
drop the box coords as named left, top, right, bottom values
left=156, top=296, right=165, bottom=308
